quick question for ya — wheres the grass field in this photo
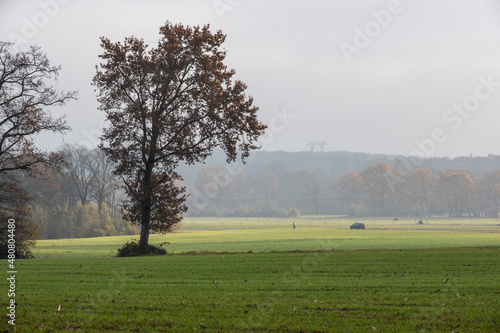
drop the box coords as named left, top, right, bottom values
left=4, top=248, right=500, bottom=332
left=2, top=217, right=500, bottom=332
left=33, top=217, right=500, bottom=259
left=181, top=216, right=500, bottom=230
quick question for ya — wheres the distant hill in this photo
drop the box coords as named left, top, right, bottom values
left=178, top=149, right=500, bottom=180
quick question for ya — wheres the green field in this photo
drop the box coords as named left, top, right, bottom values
left=2, top=217, right=500, bottom=332
left=33, top=217, right=500, bottom=259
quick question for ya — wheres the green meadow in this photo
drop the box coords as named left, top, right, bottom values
left=2, top=217, right=500, bottom=332
left=33, top=217, right=500, bottom=259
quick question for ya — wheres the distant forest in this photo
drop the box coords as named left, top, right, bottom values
left=20, top=145, right=500, bottom=239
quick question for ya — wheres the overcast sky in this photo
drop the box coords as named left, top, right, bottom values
left=2, top=0, right=500, bottom=158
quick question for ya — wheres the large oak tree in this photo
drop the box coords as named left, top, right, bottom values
left=93, top=22, right=266, bottom=248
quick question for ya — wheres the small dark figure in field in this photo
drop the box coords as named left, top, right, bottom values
left=293, top=222, right=296, bottom=229
left=417, top=220, right=423, bottom=225
left=393, top=218, right=399, bottom=221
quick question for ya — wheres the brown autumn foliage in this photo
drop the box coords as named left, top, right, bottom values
left=360, top=162, right=396, bottom=215
left=0, top=171, right=40, bottom=258
left=438, top=170, right=474, bottom=217
left=337, top=171, right=365, bottom=215
left=93, top=22, right=266, bottom=248
left=0, top=200, right=40, bottom=259
left=406, top=169, right=438, bottom=218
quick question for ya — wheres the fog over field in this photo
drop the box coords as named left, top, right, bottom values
left=2, top=0, right=500, bottom=157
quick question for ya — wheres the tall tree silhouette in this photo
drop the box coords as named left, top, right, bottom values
left=93, top=22, right=266, bottom=248
left=0, top=42, right=76, bottom=257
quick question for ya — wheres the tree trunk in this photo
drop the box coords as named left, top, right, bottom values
left=139, top=191, right=152, bottom=248
left=139, top=161, right=154, bottom=248
left=97, top=197, right=103, bottom=214
left=139, top=215, right=150, bottom=248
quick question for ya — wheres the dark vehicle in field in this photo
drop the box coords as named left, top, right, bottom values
left=350, top=222, right=365, bottom=229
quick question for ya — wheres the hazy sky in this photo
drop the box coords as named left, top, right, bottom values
left=1, top=0, right=500, bottom=158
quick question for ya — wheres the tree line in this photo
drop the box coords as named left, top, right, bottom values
left=186, top=161, right=500, bottom=219
left=13, top=147, right=500, bottom=240
left=17, top=145, right=137, bottom=239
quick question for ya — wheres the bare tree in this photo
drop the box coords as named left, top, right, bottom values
left=0, top=41, right=76, bottom=257
left=60, top=145, right=97, bottom=206
left=259, top=174, right=281, bottom=212
left=303, top=170, right=324, bottom=214
left=194, top=165, right=231, bottom=214
left=89, top=148, right=116, bottom=213
left=0, top=42, right=76, bottom=174
left=360, top=163, right=396, bottom=216
left=482, top=170, right=500, bottom=217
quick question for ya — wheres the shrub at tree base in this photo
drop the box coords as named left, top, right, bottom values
left=116, top=239, right=167, bottom=257
left=0, top=237, right=35, bottom=259
left=0, top=206, right=40, bottom=259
